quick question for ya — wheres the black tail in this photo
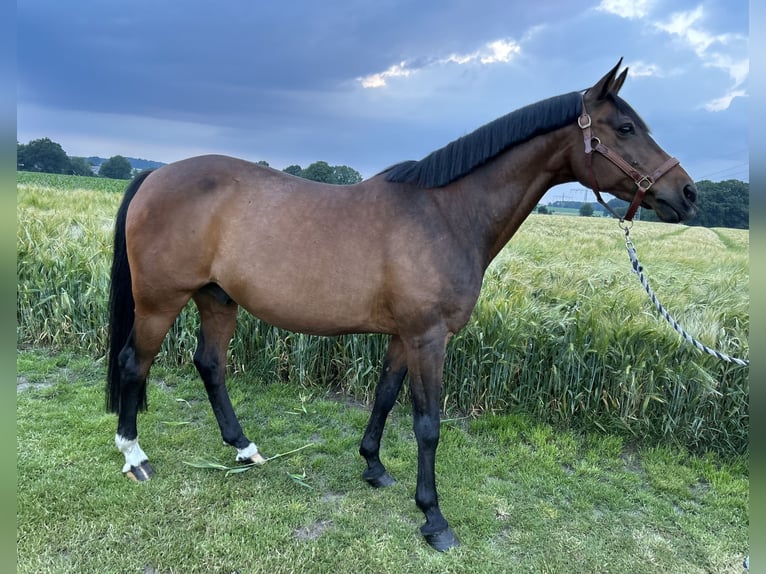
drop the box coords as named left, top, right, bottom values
left=106, top=170, right=155, bottom=413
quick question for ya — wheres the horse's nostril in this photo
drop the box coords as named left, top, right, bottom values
left=684, top=183, right=697, bottom=204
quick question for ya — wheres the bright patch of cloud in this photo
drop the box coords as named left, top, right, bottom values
left=480, top=40, right=521, bottom=64
left=359, top=61, right=414, bottom=88
left=359, top=38, right=521, bottom=88
left=443, top=52, right=478, bottom=65
left=443, top=39, right=520, bottom=66
left=655, top=6, right=726, bottom=56
left=701, top=52, right=748, bottom=88
left=596, top=0, right=655, bottom=19
left=654, top=6, right=748, bottom=110
left=628, top=60, right=660, bottom=78
left=598, top=2, right=748, bottom=112
left=704, top=89, right=746, bottom=112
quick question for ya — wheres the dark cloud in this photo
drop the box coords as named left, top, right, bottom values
left=18, top=0, right=579, bottom=115
left=17, top=0, right=748, bottom=184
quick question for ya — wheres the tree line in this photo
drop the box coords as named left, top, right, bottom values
left=264, top=160, right=362, bottom=185
left=18, top=137, right=747, bottom=229
left=17, top=138, right=135, bottom=179
left=600, top=180, right=749, bottom=229
left=538, top=181, right=749, bottom=229
left=16, top=137, right=363, bottom=185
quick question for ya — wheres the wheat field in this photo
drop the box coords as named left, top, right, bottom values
left=16, top=172, right=749, bottom=455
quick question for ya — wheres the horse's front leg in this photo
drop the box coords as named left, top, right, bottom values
left=360, top=335, right=408, bottom=487
left=404, top=330, right=459, bottom=552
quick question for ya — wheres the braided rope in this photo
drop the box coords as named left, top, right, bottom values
left=623, top=226, right=749, bottom=367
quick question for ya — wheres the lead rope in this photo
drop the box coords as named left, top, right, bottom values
left=622, top=224, right=749, bottom=367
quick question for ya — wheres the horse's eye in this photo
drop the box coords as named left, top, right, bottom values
left=618, top=124, right=635, bottom=135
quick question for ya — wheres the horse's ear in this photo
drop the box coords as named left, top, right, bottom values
left=611, top=67, right=628, bottom=95
left=589, top=58, right=624, bottom=100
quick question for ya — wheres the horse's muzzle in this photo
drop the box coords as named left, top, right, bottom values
left=683, top=183, right=698, bottom=205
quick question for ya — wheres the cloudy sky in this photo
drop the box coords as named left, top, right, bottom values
left=17, top=0, right=748, bottom=201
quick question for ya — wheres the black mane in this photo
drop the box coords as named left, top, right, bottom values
left=383, top=91, right=583, bottom=188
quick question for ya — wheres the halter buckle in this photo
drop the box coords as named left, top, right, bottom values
left=577, top=114, right=592, bottom=129
left=636, top=176, right=654, bottom=192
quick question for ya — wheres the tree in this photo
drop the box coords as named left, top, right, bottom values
left=687, top=180, right=749, bottom=229
left=68, top=157, right=95, bottom=176
left=602, top=180, right=749, bottom=229
left=17, top=138, right=70, bottom=173
left=283, top=165, right=303, bottom=177
left=99, top=155, right=133, bottom=179
left=16, top=142, right=25, bottom=170
left=331, top=165, right=363, bottom=185
left=285, top=161, right=363, bottom=185
left=300, top=161, right=335, bottom=183
left=537, top=205, right=549, bottom=214
left=579, top=202, right=594, bottom=217
left=604, top=197, right=628, bottom=219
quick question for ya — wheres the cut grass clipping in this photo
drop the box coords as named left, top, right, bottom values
left=184, top=443, right=315, bottom=477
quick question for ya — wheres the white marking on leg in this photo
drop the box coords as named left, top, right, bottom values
left=236, top=442, right=266, bottom=464
left=115, top=434, right=149, bottom=473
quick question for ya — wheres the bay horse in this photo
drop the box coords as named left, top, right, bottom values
left=106, top=60, right=697, bottom=551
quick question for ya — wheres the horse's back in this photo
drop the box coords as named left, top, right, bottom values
left=125, top=155, right=403, bottom=334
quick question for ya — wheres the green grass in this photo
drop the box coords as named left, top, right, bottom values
left=17, top=349, right=748, bottom=574
left=16, top=170, right=129, bottom=192
left=17, top=171, right=749, bottom=457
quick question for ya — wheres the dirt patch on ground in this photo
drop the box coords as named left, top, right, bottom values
left=292, top=519, right=333, bottom=541
left=621, top=443, right=645, bottom=476
left=16, top=376, right=54, bottom=393
left=321, top=492, right=344, bottom=505
left=325, top=388, right=369, bottom=410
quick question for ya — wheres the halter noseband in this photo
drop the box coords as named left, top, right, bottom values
left=578, top=92, right=680, bottom=222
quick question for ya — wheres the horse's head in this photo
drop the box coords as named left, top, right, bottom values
left=572, top=60, right=697, bottom=223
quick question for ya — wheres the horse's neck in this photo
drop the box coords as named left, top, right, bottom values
left=449, top=128, right=577, bottom=267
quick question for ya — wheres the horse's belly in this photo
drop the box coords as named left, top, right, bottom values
left=225, top=276, right=393, bottom=336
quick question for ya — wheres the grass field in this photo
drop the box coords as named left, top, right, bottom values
left=17, top=349, right=748, bottom=573
left=16, top=172, right=750, bottom=571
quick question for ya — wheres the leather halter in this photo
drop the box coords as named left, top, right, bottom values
left=578, top=93, right=680, bottom=222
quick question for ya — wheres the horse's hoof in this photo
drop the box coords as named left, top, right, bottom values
left=124, top=460, right=154, bottom=482
left=423, top=527, right=459, bottom=552
left=241, top=451, right=267, bottom=465
left=363, top=470, right=396, bottom=488
left=236, top=443, right=266, bottom=465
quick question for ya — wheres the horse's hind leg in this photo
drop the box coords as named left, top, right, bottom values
left=193, top=285, right=265, bottom=465
left=359, top=335, right=408, bottom=487
left=116, top=309, right=184, bottom=481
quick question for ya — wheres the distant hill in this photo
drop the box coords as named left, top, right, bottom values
left=87, top=156, right=166, bottom=171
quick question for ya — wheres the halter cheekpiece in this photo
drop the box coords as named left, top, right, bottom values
left=579, top=92, right=680, bottom=222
